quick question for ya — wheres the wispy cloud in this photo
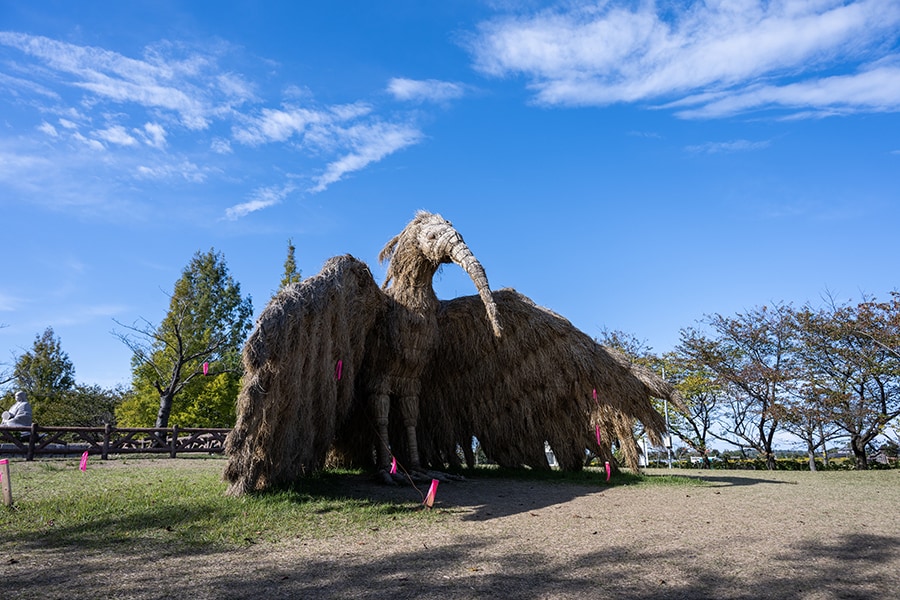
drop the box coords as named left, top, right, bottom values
left=138, top=122, right=167, bottom=149
left=94, top=125, right=138, bottom=147
left=0, top=32, right=233, bottom=129
left=0, top=32, right=428, bottom=218
left=686, top=139, right=771, bottom=154
left=0, top=291, right=22, bottom=312
left=233, top=101, right=424, bottom=195
left=225, top=183, right=296, bottom=220
left=311, top=121, right=423, bottom=192
left=673, top=64, right=900, bottom=118
left=135, top=160, right=207, bottom=182
left=387, top=78, right=466, bottom=103
left=468, top=0, right=900, bottom=118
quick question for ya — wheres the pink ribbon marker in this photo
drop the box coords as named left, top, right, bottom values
left=334, top=360, right=343, bottom=381
left=80, top=451, right=89, bottom=472
left=592, top=388, right=597, bottom=403
left=604, top=461, right=611, bottom=482
left=202, top=362, right=209, bottom=376
left=595, top=425, right=602, bottom=446
left=423, top=479, right=439, bottom=508
left=390, top=456, right=397, bottom=475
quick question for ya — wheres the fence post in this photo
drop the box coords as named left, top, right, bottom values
left=102, top=423, right=111, bottom=460
left=27, top=423, right=36, bottom=461
left=1, top=458, right=12, bottom=507
left=170, top=425, right=178, bottom=458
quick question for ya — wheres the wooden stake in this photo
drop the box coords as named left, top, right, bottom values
left=0, top=458, right=12, bottom=507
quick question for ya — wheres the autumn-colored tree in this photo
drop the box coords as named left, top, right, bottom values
left=680, top=304, right=797, bottom=470
left=794, top=297, right=900, bottom=469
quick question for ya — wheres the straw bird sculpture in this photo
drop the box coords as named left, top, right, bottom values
left=224, top=211, right=676, bottom=495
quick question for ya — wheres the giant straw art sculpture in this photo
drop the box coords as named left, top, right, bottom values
left=224, top=211, right=677, bottom=495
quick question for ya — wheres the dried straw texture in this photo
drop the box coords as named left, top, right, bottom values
left=417, top=289, right=675, bottom=472
left=224, top=255, right=386, bottom=495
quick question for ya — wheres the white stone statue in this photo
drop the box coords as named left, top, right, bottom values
left=1, top=390, right=33, bottom=427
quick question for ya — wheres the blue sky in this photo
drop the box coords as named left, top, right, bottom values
left=1, top=1, right=899, bottom=390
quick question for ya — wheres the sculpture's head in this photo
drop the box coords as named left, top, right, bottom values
left=380, top=211, right=502, bottom=337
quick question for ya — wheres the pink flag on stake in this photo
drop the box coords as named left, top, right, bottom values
left=423, top=479, right=439, bottom=508
left=334, top=360, right=343, bottom=381
left=390, top=456, right=397, bottom=474
left=604, top=461, right=611, bottom=482
left=80, top=451, right=89, bottom=472
left=202, top=362, right=209, bottom=376
left=595, top=425, right=602, bottom=446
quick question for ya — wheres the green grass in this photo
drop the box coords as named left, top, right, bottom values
left=0, top=457, right=700, bottom=551
left=0, top=457, right=432, bottom=550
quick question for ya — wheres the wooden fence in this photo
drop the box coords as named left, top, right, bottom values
left=0, top=424, right=230, bottom=460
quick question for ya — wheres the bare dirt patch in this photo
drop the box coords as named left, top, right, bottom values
left=3, top=462, right=899, bottom=599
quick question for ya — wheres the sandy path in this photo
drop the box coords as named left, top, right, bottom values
left=4, top=468, right=899, bottom=599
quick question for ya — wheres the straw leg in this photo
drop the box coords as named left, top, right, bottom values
left=399, top=395, right=421, bottom=471
left=372, top=393, right=395, bottom=484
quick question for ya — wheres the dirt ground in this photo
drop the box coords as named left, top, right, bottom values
left=3, top=465, right=899, bottom=599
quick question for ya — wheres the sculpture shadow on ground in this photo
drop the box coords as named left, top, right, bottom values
left=7, top=530, right=898, bottom=600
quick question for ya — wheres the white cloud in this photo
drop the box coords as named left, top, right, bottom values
left=135, top=160, right=206, bottom=182
left=0, top=291, right=22, bottom=312
left=136, top=122, right=167, bottom=148
left=232, top=106, right=325, bottom=145
left=0, top=32, right=224, bottom=129
left=387, top=78, right=466, bottom=103
left=686, top=139, right=771, bottom=154
left=1, top=31, right=428, bottom=218
left=72, top=132, right=106, bottom=151
left=673, top=64, right=900, bottom=119
left=94, top=125, right=138, bottom=146
left=210, top=138, right=232, bottom=154
left=224, top=183, right=295, bottom=220
left=468, top=0, right=900, bottom=117
left=311, top=122, right=423, bottom=192
left=232, top=102, right=370, bottom=146
left=38, top=121, right=59, bottom=137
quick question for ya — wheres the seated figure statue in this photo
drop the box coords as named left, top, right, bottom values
left=1, top=391, right=33, bottom=428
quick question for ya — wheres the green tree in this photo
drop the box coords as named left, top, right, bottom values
left=11, top=327, right=76, bottom=424
left=50, top=384, right=127, bottom=427
left=663, top=351, right=722, bottom=469
left=279, top=238, right=302, bottom=289
left=115, top=249, right=253, bottom=428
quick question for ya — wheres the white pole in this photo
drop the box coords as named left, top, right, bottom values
left=663, top=366, right=672, bottom=469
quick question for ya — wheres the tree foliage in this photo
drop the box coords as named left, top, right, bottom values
left=793, top=296, right=900, bottom=469
left=679, top=304, right=796, bottom=470
left=672, top=296, right=900, bottom=470
left=2, top=327, right=126, bottom=426
left=115, top=248, right=253, bottom=428
left=662, top=351, right=722, bottom=468
left=279, top=238, right=302, bottom=289
left=10, top=327, right=76, bottom=424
